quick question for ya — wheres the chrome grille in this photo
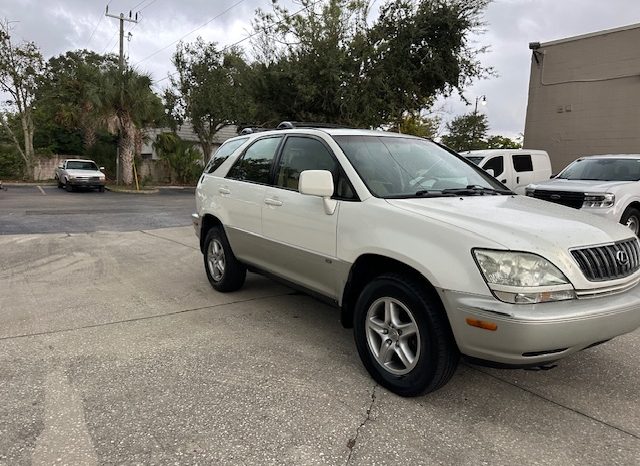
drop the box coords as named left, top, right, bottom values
left=571, top=238, right=640, bottom=281
left=531, top=190, right=584, bottom=209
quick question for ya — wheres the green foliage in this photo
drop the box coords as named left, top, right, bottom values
left=441, top=113, right=523, bottom=151
left=153, top=132, right=202, bottom=184
left=485, top=135, right=522, bottom=149
left=249, top=0, right=491, bottom=126
left=0, top=144, right=24, bottom=179
left=394, top=113, right=441, bottom=138
left=166, top=39, right=253, bottom=160
left=441, top=112, right=489, bottom=151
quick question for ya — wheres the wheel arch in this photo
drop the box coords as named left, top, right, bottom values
left=199, top=213, right=224, bottom=253
left=340, top=253, right=442, bottom=329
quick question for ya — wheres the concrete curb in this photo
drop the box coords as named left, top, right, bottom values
left=105, top=186, right=159, bottom=194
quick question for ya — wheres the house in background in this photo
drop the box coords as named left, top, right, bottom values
left=524, top=23, right=640, bottom=173
left=141, top=122, right=238, bottom=161
left=138, top=123, right=238, bottom=183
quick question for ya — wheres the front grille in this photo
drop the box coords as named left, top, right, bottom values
left=531, top=190, right=584, bottom=209
left=571, top=238, right=640, bottom=281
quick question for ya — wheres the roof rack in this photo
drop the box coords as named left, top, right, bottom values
left=237, top=126, right=269, bottom=135
left=276, top=121, right=350, bottom=130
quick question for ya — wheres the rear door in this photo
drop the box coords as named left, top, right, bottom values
left=219, top=135, right=283, bottom=267
left=262, top=135, right=356, bottom=298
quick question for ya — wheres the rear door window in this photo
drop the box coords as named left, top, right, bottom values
left=513, top=154, right=533, bottom=172
left=205, top=137, right=248, bottom=174
left=226, top=136, right=282, bottom=184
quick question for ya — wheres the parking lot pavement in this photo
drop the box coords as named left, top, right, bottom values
left=0, top=185, right=195, bottom=234
left=1, top=227, right=639, bottom=465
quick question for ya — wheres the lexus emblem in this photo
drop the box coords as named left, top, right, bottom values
left=550, top=194, right=561, bottom=200
left=616, top=250, right=630, bottom=266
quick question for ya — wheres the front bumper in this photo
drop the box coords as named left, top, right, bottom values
left=439, top=284, right=640, bottom=365
left=192, top=213, right=201, bottom=238
left=68, top=178, right=106, bottom=187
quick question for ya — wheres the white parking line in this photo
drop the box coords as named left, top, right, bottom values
left=37, top=186, right=46, bottom=195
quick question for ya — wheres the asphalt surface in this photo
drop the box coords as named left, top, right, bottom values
left=0, top=185, right=195, bottom=234
left=0, top=188, right=639, bottom=465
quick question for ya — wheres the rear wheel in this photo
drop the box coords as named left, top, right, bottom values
left=353, top=273, right=459, bottom=396
left=203, top=226, right=246, bottom=292
left=621, top=207, right=640, bottom=236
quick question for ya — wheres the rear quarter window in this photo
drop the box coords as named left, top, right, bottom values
left=205, top=138, right=249, bottom=174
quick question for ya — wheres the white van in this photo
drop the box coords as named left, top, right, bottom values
left=463, top=149, right=551, bottom=194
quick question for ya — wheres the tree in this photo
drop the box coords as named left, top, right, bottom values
left=249, top=0, right=491, bottom=127
left=97, top=67, right=163, bottom=185
left=37, top=50, right=118, bottom=152
left=0, top=20, right=45, bottom=179
left=485, top=135, right=522, bottom=149
left=440, top=113, right=489, bottom=151
left=153, top=132, right=201, bottom=184
left=394, top=112, right=441, bottom=138
left=165, top=38, right=253, bottom=162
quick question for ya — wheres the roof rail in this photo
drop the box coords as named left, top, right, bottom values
left=237, top=126, right=269, bottom=135
left=276, top=121, right=350, bottom=130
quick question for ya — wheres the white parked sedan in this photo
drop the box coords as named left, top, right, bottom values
left=526, top=154, right=640, bottom=236
left=55, top=158, right=106, bottom=192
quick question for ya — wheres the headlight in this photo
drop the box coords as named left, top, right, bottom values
left=582, top=192, right=614, bottom=208
left=473, top=249, right=575, bottom=304
left=68, top=175, right=76, bottom=180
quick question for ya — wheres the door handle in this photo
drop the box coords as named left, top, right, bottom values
left=516, top=176, right=520, bottom=184
left=264, top=198, right=283, bottom=207
left=218, top=187, right=231, bottom=195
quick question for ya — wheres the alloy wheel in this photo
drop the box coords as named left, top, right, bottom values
left=207, top=239, right=226, bottom=281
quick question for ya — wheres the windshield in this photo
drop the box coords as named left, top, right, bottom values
left=557, top=158, right=640, bottom=181
left=67, top=161, right=98, bottom=170
left=466, top=156, right=485, bottom=165
left=333, top=135, right=508, bottom=198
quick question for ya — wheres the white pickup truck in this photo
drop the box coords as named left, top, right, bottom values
left=55, top=159, right=106, bottom=192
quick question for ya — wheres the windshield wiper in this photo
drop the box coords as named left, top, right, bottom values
left=441, top=185, right=512, bottom=196
left=413, top=189, right=457, bottom=197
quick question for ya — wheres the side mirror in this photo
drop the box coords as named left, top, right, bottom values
left=485, top=168, right=495, bottom=177
left=299, top=170, right=337, bottom=215
left=99, top=166, right=105, bottom=171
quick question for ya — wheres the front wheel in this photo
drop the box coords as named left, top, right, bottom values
left=621, top=207, right=640, bottom=236
left=65, top=181, right=73, bottom=192
left=203, top=226, right=246, bottom=292
left=353, top=273, right=459, bottom=396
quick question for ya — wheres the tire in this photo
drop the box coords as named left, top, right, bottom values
left=621, top=207, right=640, bottom=236
left=353, top=273, right=459, bottom=396
left=65, top=181, right=73, bottom=192
left=203, top=226, right=246, bottom=292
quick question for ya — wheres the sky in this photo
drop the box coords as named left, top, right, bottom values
left=2, top=0, right=640, bottom=139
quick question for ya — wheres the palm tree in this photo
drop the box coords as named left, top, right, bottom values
left=95, top=67, right=163, bottom=185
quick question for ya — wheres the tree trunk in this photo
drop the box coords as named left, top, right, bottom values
left=21, top=113, right=35, bottom=180
left=119, top=118, right=136, bottom=186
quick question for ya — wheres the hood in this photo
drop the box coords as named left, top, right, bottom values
left=386, top=195, right=634, bottom=254
left=66, top=169, right=104, bottom=178
left=529, top=179, right=634, bottom=192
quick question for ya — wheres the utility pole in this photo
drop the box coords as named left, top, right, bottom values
left=105, top=5, right=138, bottom=185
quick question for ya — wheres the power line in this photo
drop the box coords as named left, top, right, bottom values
left=139, top=0, right=159, bottom=13
left=86, top=0, right=113, bottom=47
left=152, top=0, right=325, bottom=86
left=134, top=0, right=248, bottom=66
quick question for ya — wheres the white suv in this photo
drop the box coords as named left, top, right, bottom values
left=193, top=124, right=640, bottom=396
left=527, top=154, right=640, bottom=236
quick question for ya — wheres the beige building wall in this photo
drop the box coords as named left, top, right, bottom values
left=524, top=24, right=640, bottom=173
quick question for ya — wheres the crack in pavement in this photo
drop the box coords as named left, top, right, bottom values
left=345, top=384, right=377, bottom=465
left=0, top=293, right=292, bottom=342
left=465, top=363, right=640, bottom=441
left=140, top=229, right=199, bottom=250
